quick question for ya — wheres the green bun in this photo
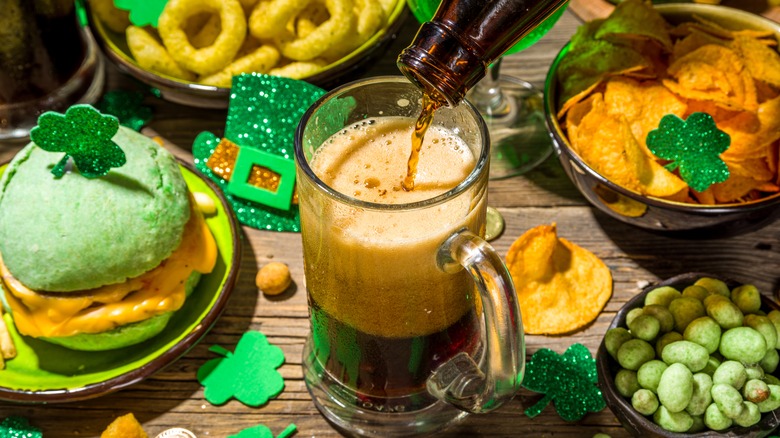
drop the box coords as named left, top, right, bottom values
left=0, top=126, right=190, bottom=292
left=41, top=272, right=201, bottom=351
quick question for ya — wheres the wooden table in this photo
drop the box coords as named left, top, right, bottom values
left=2, top=7, right=780, bottom=438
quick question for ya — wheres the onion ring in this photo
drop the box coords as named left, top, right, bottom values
left=200, top=45, right=280, bottom=87
left=276, top=0, right=355, bottom=61
left=268, top=59, right=327, bottom=79
left=126, top=26, right=196, bottom=81
left=158, top=0, right=246, bottom=76
left=248, top=0, right=313, bottom=40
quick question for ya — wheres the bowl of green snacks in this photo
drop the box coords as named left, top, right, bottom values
left=597, top=273, right=780, bottom=437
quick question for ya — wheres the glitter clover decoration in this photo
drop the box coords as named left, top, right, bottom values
left=197, top=331, right=285, bottom=407
left=113, top=0, right=168, bottom=27
left=646, top=112, right=730, bottom=193
left=0, top=416, right=42, bottom=438
left=522, top=343, right=606, bottom=421
left=229, top=424, right=297, bottom=438
left=29, top=105, right=126, bottom=179
left=96, top=90, right=152, bottom=132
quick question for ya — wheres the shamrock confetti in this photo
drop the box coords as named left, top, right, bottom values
left=197, top=331, right=285, bottom=407
left=193, top=73, right=326, bottom=232
left=229, top=423, right=297, bottom=438
left=0, top=416, right=42, bottom=438
left=522, top=343, right=606, bottom=421
left=113, top=0, right=168, bottom=27
left=96, top=90, right=152, bottom=131
left=646, top=112, right=730, bottom=192
left=29, top=105, right=126, bottom=178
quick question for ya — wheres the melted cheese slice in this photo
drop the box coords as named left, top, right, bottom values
left=1, top=204, right=217, bottom=338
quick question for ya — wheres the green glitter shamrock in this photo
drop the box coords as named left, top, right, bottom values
left=0, top=416, right=42, bottom=438
left=646, top=112, right=730, bottom=192
left=96, top=90, right=152, bottom=131
left=522, top=343, right=606, bottom=421
left=113, top=0, right=168, bottom=27
left=29, top=105, right=126, bottom=179
left=229, top=423, right=297, bottom=438
left=197, top=331, right=285, bottom=407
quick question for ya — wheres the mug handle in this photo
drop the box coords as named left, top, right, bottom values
left=430, top=229, right=525, bottom=413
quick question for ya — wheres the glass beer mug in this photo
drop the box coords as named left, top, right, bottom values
left=295, top=77, right=524, bottom=436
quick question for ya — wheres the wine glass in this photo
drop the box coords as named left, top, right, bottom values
left=406, top=0, right=568, bottom=179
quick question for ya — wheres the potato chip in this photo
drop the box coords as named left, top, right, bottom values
left=594, top=0, right=672, bottom=50
left=731, top=35, right=780, bottom=88
left=505, top=224, right=612, bottom=335
left=100, top=413, right=148, bottom=438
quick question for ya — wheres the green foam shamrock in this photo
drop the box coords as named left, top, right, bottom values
left=113, top=0, right=168, bottom=27
left=96, top=90, right=152, bottom=131
left=522, top=343, right=605, bottom=421
left=229, top=423, right=297, bottom=438
left=0, top=416, right=42, bottom=438
left=646, top=112, right=730, bottom=192
left=29, top=105, right=126, bottom=178
left=197, top=331, right=285, bottom=407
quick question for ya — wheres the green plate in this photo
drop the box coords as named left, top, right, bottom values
left=0, top=160, right=241, bottom=403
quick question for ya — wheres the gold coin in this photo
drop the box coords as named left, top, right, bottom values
left=156, top=428, right=197, bottom=438
left=485, top=206, right=504, bottom=241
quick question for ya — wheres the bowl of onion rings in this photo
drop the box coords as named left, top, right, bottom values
left=86, top=0, right=406, bottom=108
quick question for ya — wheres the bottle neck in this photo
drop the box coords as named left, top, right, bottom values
left=398, top=0, right=569, bottom=106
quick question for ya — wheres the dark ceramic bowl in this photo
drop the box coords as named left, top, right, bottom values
left=597, top=272, right=780, bottom=437
left=86, top=1, right=407, bottom=108
left=543, top=4, right=780, bottom=236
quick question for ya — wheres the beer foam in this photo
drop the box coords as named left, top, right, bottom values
left=311, top=117, right=475, bottom=205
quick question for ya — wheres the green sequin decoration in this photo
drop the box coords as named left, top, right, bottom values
left=193, top=73, right=326, bottom=232
left=0, top=417, right=42, bottom=438
left=29, top=105, right=126, bottom=178
left=522, top=343, right=605, bottom=421
left=96, top=90, right=152, bottom=131
left=113, top=0, right=168, bottom=27
left=646, top=112, right=730, bottom=193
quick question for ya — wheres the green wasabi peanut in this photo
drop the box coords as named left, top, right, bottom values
left=615, top=369, right=641, bottom=398
left=731, top=284, right=762, bottom=314
left=733, top=401, right=761, bottom=427
left=687, top=414, right=706, bottom=433
left=701, top=355, right=722, bottom=376
left=645, top=286, right=682, bottom=307
left=655, top=332, right=683, bottom=358
left=669, top=297, right=706, bottom=333
left=626, top=308, right=645, bottom=327
left=742, top=379, right=770, bottom=403
left=767, top=310, right=780, bottom=348
left=705, top=295, right=744, bottom=329
left=683, top=316, right=721, bottom=354
left=744, top=363, right=765, bottom=381
left=682, top=285, right=710, bottom=301
left=653, top=405, right=694, bottom=433
left=617, top=339, right=656, bottom=370
left=757, top=384, right=780, bottom=413
left=661, top=340, right=709, bottom=372
left=637, top=360, right=668, bottom=392
left=720, top=327, right=768, bottom=364
left=744, top=314, right=778, bottom=353
left=765, top=374, right=780, bottom=386
left=704, top=402, right=733, bottom=431
left=712, top=360, right=747, bottom=390
left=628, top=314, right=661, bottom=342
left=760, top=347, right=779, bottom=373
left=694, top=277, right=730, bottom=297
left=712, top=383, right=746, bottom=419
left=632, top=388, right=659, bottom=416
left=604, top=327, right=634, bottom=359
left=657, top=363, right=693, bottom=413
left=685, top=372, right=713, bottom=416
left=642, top=305, right=674, bottom=333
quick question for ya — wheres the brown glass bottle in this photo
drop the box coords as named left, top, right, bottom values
left=397, top=0, right=569, bottom=107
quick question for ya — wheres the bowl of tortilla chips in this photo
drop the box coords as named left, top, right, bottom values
left=544, top=1, right=780, bottom=236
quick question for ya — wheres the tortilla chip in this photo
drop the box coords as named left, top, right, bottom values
left=506, top=224, right=612, bottom=335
